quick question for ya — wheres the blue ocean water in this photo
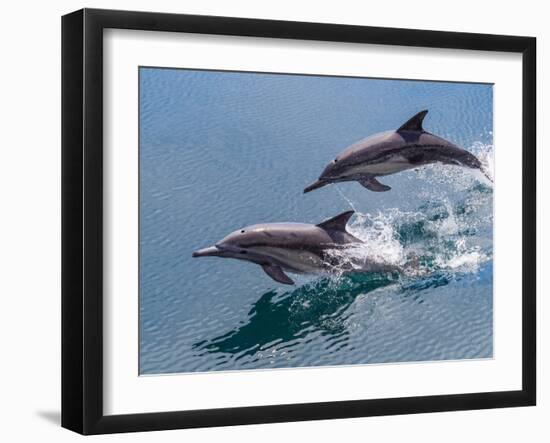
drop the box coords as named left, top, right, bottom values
left=139, top=67, right=493, bottom=375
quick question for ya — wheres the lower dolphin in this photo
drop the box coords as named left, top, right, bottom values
left=304, top=110, right=491, bottom=193
left=192, top=210, right=393, bottom=285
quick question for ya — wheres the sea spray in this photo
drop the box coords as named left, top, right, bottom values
left=319, top=145, right=494, bottom=286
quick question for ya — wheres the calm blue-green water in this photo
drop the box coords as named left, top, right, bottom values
left=139, top=67, right=493, bottom=375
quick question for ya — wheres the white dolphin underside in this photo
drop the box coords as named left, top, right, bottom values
left=250, top=246, right=325, bottom=274
left=347, top=155, right=413, bottom=176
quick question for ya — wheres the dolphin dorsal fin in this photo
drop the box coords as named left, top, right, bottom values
left=317, top=210, right=355, bottom=232
left=397, top=110, right=428, bottom=132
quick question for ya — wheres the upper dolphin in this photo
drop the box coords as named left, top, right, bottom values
left=304, top=110, right=490, bottom=193
left=192, top=210, right=390, bottom=285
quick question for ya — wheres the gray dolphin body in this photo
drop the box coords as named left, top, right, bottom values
left=304, top=110, right=490, bottom=193
left=192, top=211, right=389, bottom=285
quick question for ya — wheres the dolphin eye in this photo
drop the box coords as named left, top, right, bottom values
left=241, top=230, right=245, bottom=233
left=334, top=158, right=338, bottom=163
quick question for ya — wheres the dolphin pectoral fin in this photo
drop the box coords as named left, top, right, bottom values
left=359, top=177, right=391, bottom=192
left=261, top=264, right=295, bottom=285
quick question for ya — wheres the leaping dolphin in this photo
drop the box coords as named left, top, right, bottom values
left=192, top=210, right=391, bottom=285
left=304, top=110, right=491, bottom=193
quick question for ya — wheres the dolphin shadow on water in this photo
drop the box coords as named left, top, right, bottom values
left=192, top=269, right=459, bottom=364
left=192, top=273, right=398, bottom=360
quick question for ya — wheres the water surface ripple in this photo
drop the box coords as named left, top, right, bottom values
left=139, top=68, right=493, bottom=374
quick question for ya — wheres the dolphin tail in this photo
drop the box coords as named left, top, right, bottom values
left=459, top=150, right=493, bottom=185
left=387, top=252, right=425, bottom=277
left=404, top=253, right=421, bottom=272
left=480, top=166, right=494, bottom=184
left=469, top=163, right=493, bottom=185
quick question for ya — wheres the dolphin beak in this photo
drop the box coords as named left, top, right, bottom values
left=303, top=179, right=328, bottom=193
left=192, top=246, right=220, bottom=258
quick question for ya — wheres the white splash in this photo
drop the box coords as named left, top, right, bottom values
left=304, top=141, right=494, bottom=287
left=414, top=142, right=494, bottom=190
left=348, top=210, right=406, bottom=265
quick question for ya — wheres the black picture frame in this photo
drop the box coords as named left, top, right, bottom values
left=62, top=8, right=536, bottom=435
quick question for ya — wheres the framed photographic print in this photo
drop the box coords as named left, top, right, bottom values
left=61, top=8, right=536, bottom=435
